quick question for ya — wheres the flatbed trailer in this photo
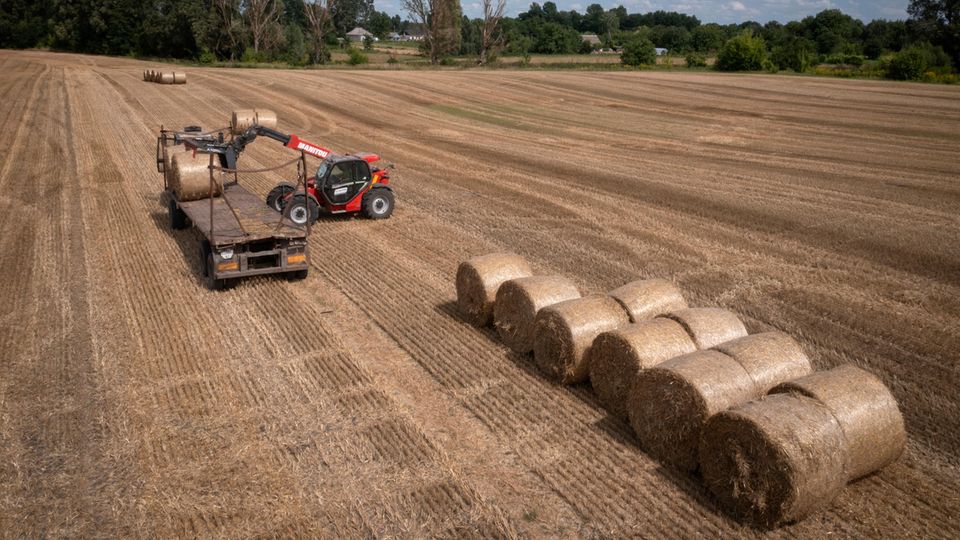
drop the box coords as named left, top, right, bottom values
left=158, top=129, right=310, bottom=289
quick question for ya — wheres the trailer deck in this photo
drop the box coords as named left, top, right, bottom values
left=178, top=182, right=305, bottom=246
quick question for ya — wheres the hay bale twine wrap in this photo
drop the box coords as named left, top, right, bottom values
left=456, top=253, right=533, bottom=326
left=533, top=295, right=631, bottom=384
left=588, top=318, right=696, bottom=420
left=699, top=393, right=848, bottom=528
left=231, top=109, right=258, bottom=134
left=661, top=308, right=747, bottom=349
left=159, top=72, right=175, bottom=84
left=173, top=71, right=186, bottom=84
left=714, top=332, right=813, bottom=392
left=493, top=276, right=580, bottom=353
left=771, top=364, right=906, bottom=481
left=171, top=149, right=222, bottom=202
left=608, top=279, right=688, bottom=323
left=628, top=350, right=758, bottom=471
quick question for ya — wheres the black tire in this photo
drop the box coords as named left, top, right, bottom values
left=288, top=269, right=308, bottom=281
left=200, top=240, right=211, bottom=277
left=361, top=189, right=394, bottom=220
left=169, top=197, right=188, bottom=229
left=266, top=183, right=297, bottom=212
left=284, top=194, right=320, bottom=225
left=206, top=252, right=225, bottom=290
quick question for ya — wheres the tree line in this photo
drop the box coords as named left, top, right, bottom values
left=0, top=0, right=956, bottom=74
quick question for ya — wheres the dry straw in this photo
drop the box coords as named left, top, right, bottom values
left=661, top=308, right=747, bottom=349
left=171, top=149, right=222, bottom=201
left=588, top=318, right=696, bottom=420
left=173, top=71, right=187, bottom=84
left=493, top=276, right=580, bottom=353
left=232, top=109, right=278, bottom=134
left=628, top=332, right=813, bottom=471
left=699, top=393, right=848, bottom=528
left=533, top=295, right=630, bottom=384
left=456, top=253, right=533, bottom=326
left=700, top=364, right=905, bottom=527
left=771, top=364, right=906, bottom=481
left=608, top=279, right=687, bottom=322
left=159, top=72, right=175, bottom=84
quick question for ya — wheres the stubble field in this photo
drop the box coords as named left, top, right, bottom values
left=1, top=50, right=958, bottom=537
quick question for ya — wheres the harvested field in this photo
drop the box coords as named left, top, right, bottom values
left=1, top=50, right=959, bottom=537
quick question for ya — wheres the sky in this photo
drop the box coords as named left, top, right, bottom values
left=375, top=0, right=911, bottom=24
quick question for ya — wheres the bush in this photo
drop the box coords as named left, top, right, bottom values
left=771, top=40, right=815, bottom=72
left=347, top=48, right=369, bottom=65
left=886, top=47, right=927, bottom=80
left=579, top=40, right=595, bottom=55
left=387, top=55, right=399, bottom=65
left=823, top=53, right=865, bottom=66
left=240, top=49, right=268, bottom=64
left=440, top=56, right=457, bottom=66
left=685, top=52, right=707, bottom=67
left=198, top=48, right=216, bottom=64
left=621, top=35, right=656, bottom=67
left=363, top=35, right=374, bottom=51
left=716, top=32, right=767, bottom=72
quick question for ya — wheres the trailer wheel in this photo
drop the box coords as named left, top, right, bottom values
left=288, top=269, right=308, bottom=281
left=284, top=195, right=319, bottom=225
left=266, top=183, right=296, bottom=212
left=362, top=189, right=394, bottom=220
left=206, top=252, right=226, bottom=290
left=169, top=198, right=188, bottom=229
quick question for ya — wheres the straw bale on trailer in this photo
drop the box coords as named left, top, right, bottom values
left=170, top=149, right=222, bottom=202
left=700, top=364, right=906, bottom=527
left=493, top=276, right=580, bottom=353
left=628, top=332, right=813, bottom=471
left=532, top=295, right=630, bottom=384
left=456, top=253, right=533, bottom=326
left=588, top=318, right=696, bottom=420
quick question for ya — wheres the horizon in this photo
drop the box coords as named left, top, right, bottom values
left=375, top=1, right=910, bottom=25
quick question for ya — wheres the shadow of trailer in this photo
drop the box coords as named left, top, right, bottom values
left=158, top=126, right=311, bottom=290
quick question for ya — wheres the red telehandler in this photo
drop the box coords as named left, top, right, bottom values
left=184, top=121, right=395, bottom=225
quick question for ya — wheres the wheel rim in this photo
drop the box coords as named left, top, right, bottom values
left=290, top=205, right=308, bottom=224
left=273, top=198, right=284, bottom=212
left=373, top=197, right=388, bottom=214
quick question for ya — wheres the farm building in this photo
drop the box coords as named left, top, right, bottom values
left=581, top=34, right=601, bottom=46
left=346, top=27, right=374, bottom=42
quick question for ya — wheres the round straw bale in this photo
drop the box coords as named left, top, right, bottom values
left=608, top=279, right=688, bottom=323
left=628, top=350, right=757, bottom=471
left=771, top=364, right=906, bottom=481
left=588, top=318, right=696, bottom=420
left=159, top=72, right=175, bottom=84
left=493, top=276, right=580, bottom=353
left=456, top=253, right=533, bottom=326
left=699, top=393, right=848, bottom=528
left=171, top=150, right=222, bottom=202
left=231, top=109, right=258, bottom=134
left=714, top=332, right=813, bottom=393
left=254, top=109, right=278, bottom=129
left=173, top=71, right=187, bottom=84
left=661, top=308, right=747, bottom=349
left=533, top=296, right=631, bottom=384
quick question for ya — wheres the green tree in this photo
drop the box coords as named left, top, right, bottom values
left=620, top=33, right=656, bottom=66
left=368, top=10, right=394, bottom=38
left=691, top=23, right=726, bottom=52
left=771, top=37, right=816, bottom=72
left=909, top=0, right=959, bottom=68
left=715, top=31, right=768, bottom=71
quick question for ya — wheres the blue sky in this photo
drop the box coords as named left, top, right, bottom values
left=376, top=1, right=910, bottom=24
